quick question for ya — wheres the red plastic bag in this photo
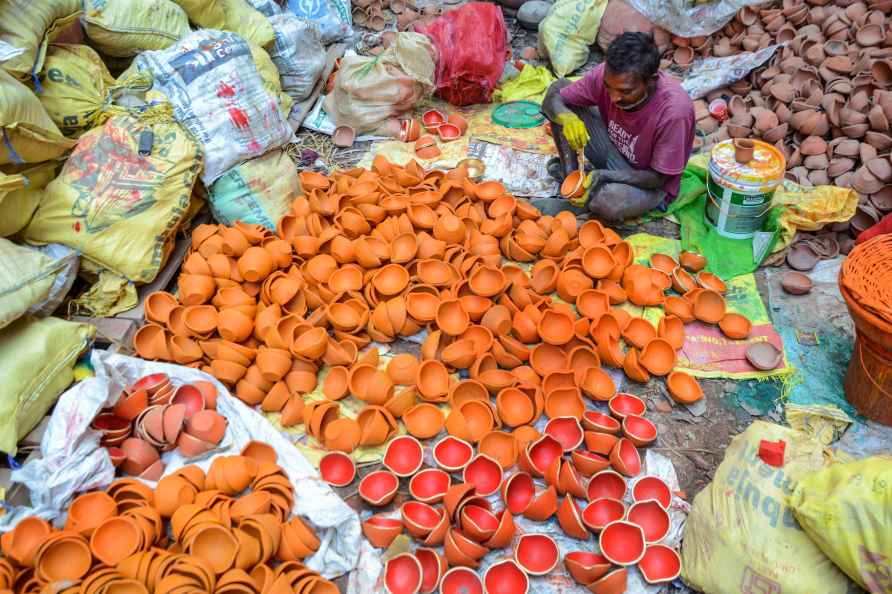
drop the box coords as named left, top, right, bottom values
left=416, top=2, right=508, bottom=106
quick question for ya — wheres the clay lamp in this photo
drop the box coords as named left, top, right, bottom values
left=582, top=246, right=616, bottom=278
left=524, top=484, right=558, bottom=521
left=544, top=417, right=584, bottom=451
left=657, top=315, right=685, bottom=350
left=415, top=136, right=441, bottom=160
left=409, top=468, right=451, bottom=504
left=112, top=389, right=148, bottom=422
left=639, top=338, right=676, bottom=377
left=483, top=508, right=517, bottom=549
left=358, top=470, right=400, bottom=507
left=586, top=469, right=627, bottom=501
left=608, top=393, right=646, bottom=419
left=500, top=471, right=535, bottom=514
left=527, top=435, right=563, bottom=476
left=403, top=403, right=445, bottom=440
left=609, top=438, right=641, bottom=477
left=680, top=251, right=706, bottom=272
left=598, top=520, right=646, bottom=566
left=664, top=296, right=694, bottom=323
left=401, top=501, right=443, bottom=541
left=589, top=567, right=628, bottom=593
left=459, top=504, right=499, bottom=543
left=582, top=411, right=621, bottom=434
left=666, top=370, right=703, bottom=404
left=384, top=553, right=423, bottom=594
left=362, top=515, right=403, bottom=549
left=638, top=544, right=682, bottom=584
left=383, top=435, right=424, bottom=477
left=581, top=498, right=626, bottom=533
left=649, top=253, right=678, bottom=274
left=438, top=123, right=462, bottom=142
left=782, top=271, right=812, bottom=295
left=564, top=551, right=611, bottom=585
left=67, top=491, right=117, bottom=537
left=445, top=527, right=488, bottom=565
left=107, top=446, right=125, bottom=467
left=632, top=476, right=672, bottom=510
left=319, top=452, right=356, bottom=487
left=745, top=342, right=783, bottom=370
left=560, top=170, right=585, bottom=199
left=477, top=430, right=518, bottom=470
left=433, top=436, right=474, bottom=472
left=584, top=430, right=618, bottom=456
left=622, top=415, right=657, bottom=447
left=692, top=289, right=726, bottom=325
left=440, top=567, right=483, bottom=594
left=537, top=309, right=574, bottom=345
left=462, top=454, right=502, bottom=496
left=400, top=118, right=422, bottom=142
left=570, top=450, right=610, bottom=476
left=484, top=560, right=529, bottom=594
left=580, top=367, right=617, bottom=401
left=514, top=533, right=559, bottom=575
left=556, top=494, right=588, bottom=539
left=719, top=312, right=752, bottom=340
left=35, top=533, right=92, bottom=582
left=415, top=548, right=447, bottom=594
left=627, top=499, right=670, bottom=544
left=90, top=516, right=142, bottom=566
left=422, top=109, right=447, bottom=129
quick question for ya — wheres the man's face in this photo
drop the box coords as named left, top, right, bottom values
left=604, top=69, right=651, bottom=110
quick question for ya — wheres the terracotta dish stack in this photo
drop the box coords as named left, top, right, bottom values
left=0, top=454, right=337, bottom=594
left=679, top=0, right=892, bottom=240
left=93, top=373, right=227, bottom=480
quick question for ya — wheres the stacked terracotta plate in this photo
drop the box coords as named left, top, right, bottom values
left=92, top=373, right=228, bottom=479
left=0, top=453, right=335, bottom=594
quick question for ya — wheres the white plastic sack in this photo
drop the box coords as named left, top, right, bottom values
left=627, top=0, right=765, bottom=37
left=5, top=350, right=361, bottom=579
left=285, top=0, right=352, bottom=43
left=267, top=14, right=325, bottom=104
left=246, top=0, right=283, bottom=16
left=134, top=29, right=295, bottom=185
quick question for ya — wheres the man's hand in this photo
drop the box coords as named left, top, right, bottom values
left=555, top=112, right=589, bottom=151
left=570, top=170, right=608, bottom=208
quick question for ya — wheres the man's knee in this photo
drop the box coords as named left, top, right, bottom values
left=588, top=184, right=629, bottom=222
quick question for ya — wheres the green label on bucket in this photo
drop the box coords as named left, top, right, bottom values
left=706, top=175, right=774, bottom=238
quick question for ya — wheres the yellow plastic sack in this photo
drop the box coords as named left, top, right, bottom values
left=538, top=0, right=608, bottom=77
left=38, top=44, right=116, bottom=138
left=774, top=182, right=859, bottom=252
left=791, top=456, right=892, bottom=592
left=0, top=163, right=59, bottom=237
left=0, top=315, right=94, bottom=454
left=0, top=238, right=71, bottom=330
left=173, top=0, right=275, bottom=46
left=0, top=0, right=82, bottom=80
left=209, top=150, right=301, bottom=229
left=82, top=0, right=191, bottom=57
left=492, top=66, right=556, bottom=104
left=25, top=103, right=201, bottom=283
left=681, top=421, right=850, bottom=593
left=0, top=69, right=76, bottom=165
left=250, top=44, right=294, bottom=120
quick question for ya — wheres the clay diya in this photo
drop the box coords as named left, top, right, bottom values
left=433, top=436, right=474, bottom=471
left=560, top=170, right=585, bottom=199
left=571, top=450, right=610, bottom=476
left=422, top=110, right=447, bottom=129
left=622, top=414, right=657, bottom=447
left=582, top=410, right=621, bottom=434
left=745, top=342, right=783, bottom=370
left=403, top=403, right=445, bottom=440
left=319, top=451, right=356, bottom=487
left=608, top=393, right=646, bottom=419
left=587, top=469, right=627, bottom=501
left=438, top=123, right=462, bottom=142
left=384, top=553, right=423, bottom=594
left=679, top=251, right=706, bottom=272
left=358, top=470, right=399, bottom=507
left=632, top=476, right=672, bottom=510
left=564, top=551, right=611, bottom=585
left=638, top=338, right=676, bottom=376
left=409, top=468, right=451, bottom=504
left=477, top=430, right=518, bottom=470
left=719, top=312, right=752, bottom=340
left=666, top=370, right=703, bottom=404
left=582, top=497, right=626, bottom=533
left=589, top=568, right=628, bottom=594
left=440, top=567, right=482, bottom=594
left=692, top=289, right=726, bottom=325
left=484, top=560, right=529, bottom=594
left=402, top=501, right=444, bottom=541
left=383, top=435, right=424, bottom=477
left=638, top=544, right=682, bottom=584
left=501, top=471, right=535, bottom=514
left=556, top=494, right=588, bottom=539
left=526, top=435, right=563, bottom=476
left=543, top=416, right=584, bottom=451
left=609, top=438, right=641, bottom=476
left=781, top=271, right=812, bottom=295
left=514, top=533, right=559, bottom=575
left=463, top=454, right=502, bottom=496
left=627, top=499, right=670, bottom=544
left=599, top=520, right=646, bottom=566
left=580, top=367, right=616, bottom=401
left=362, top=515, right=403, bottom=549
left=90, top=516, right=141, bottom=566
left=523, top=485, right=558, bottom=521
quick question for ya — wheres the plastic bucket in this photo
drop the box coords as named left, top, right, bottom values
left=845, top=332, right=892, bottom=426
left=705, top=139, right=785, bottom=239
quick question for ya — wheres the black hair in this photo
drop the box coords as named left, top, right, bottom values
left=605, top=32, right=660, bottom=81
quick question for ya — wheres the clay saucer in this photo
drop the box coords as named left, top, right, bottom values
left=433, top=436, right=474, bottom=471
left=409, top=468, right=451, bottom=504
left=599, top=520, right=646, bottom=566
left=582, top=497, right=626, bottom=533
left=543, top=417, right=584, bottom=451
left=383, top=435, right=424, bottom=477
left=362, top=515, right=403, bottom=549
left=564, top=551, right=611, bottom=585
left=781, top=271, right=813, bottom=295
left=501, top=471, right=535, bottom=514
left=484, top=560, right=529, bottom=594
left=440, top=567, right=482, bottom=594
left=463, top=454, right=503, bottom=496
left=745, top=342, right=783, bottom=370
left=358, top=470, right=400, bottom=507
left=514, top=534, right=559, bottom=575
left=319, top=452, right=356, bottom=487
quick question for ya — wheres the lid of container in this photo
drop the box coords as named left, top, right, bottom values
left=492, top=101, right=546, bottom=129
left=710, top=139, right=786, bottom=185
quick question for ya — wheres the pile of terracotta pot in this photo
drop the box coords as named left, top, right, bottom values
left=399, top=109, right=469, bottom=159
left=91, top=373, right=228, bottom=480
left=676, top=0, right=892, bottom=239
left=0, top=452, right=336, bottom=594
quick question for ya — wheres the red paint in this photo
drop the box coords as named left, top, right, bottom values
left=229, top=107, right=249, bottom=130
left=758, top=439, right=786, bottom=467
left=216, top=81, right=236, bottom=98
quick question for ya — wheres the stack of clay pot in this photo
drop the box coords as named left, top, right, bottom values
left=0, top=452, right=337, bottom=594
left=92, top=373, right=228, bottom=481
left=678, top=0, right=892, bottom=240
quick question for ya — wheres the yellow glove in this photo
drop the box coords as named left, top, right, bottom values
left=556, top=112, right=589, bottom=151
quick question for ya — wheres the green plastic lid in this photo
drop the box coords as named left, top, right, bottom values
left=491, top=101, right=546, bottom=128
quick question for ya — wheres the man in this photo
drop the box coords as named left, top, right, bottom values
left=542, top=32, right=695, bottom=222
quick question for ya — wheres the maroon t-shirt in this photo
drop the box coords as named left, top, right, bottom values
left=560, top=64, right=695, bottom=199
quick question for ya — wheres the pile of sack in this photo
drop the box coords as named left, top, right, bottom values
left=0, top=0, right=353, bottom=317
